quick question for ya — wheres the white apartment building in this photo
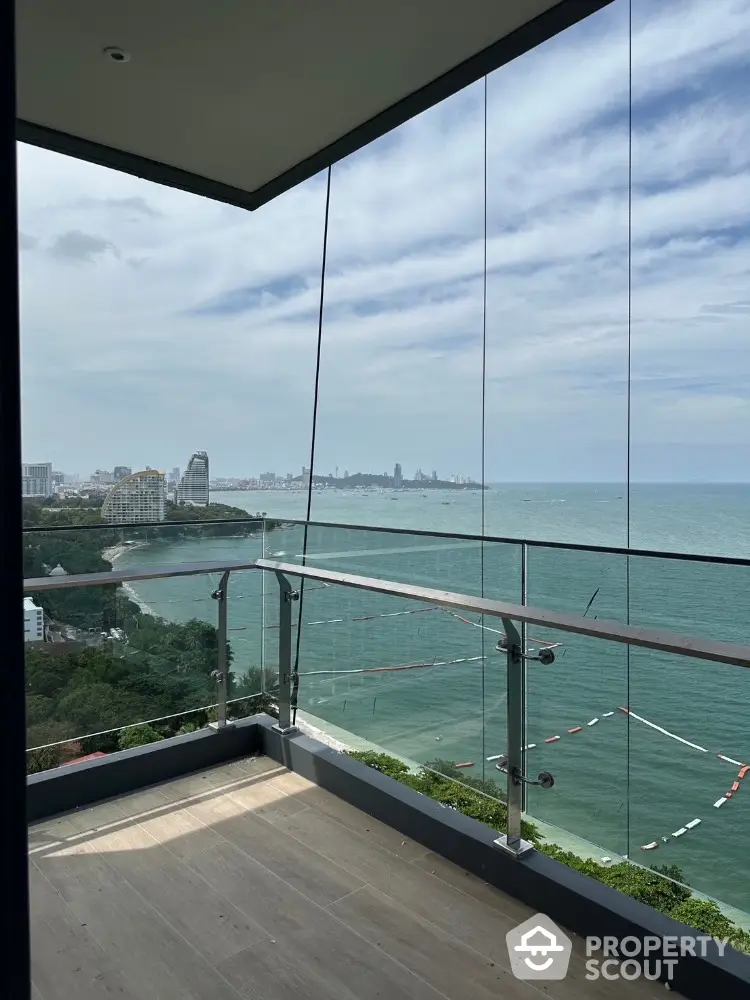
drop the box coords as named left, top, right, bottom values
left=23, top=597, right=44, bottom=642
left=101, top=469, right=166, bottom=523
left=22, top=462, right=52, bottom=497
left=176, top=451, right=209, bottom=505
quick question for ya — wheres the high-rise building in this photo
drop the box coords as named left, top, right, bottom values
left=344, top=470, right=349, bottom=479
left=393, top=463, right=403, bottom=488
left=113, top=466, right=132, bottom=481
left=21, top=463, right=52, bottom=497
left=101, top=470, right=166, bottom=523
left=431, top=470, right=438, bottom=481
left=176, top=452, right=210, bottom=505
left=91, top=469, right=115, bottom=485
left=259, top=472, right=276, bottom=483
left=23, top=597, right=44, bottom=642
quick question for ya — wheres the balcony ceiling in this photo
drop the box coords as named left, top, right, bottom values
left=16, top=0, right=608, bottom=210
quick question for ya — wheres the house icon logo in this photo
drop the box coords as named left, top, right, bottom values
left=506, top=913, right=572, bottom=980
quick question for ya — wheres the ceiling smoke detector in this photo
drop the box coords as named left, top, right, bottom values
left=103, top=46, right=130, bottom=64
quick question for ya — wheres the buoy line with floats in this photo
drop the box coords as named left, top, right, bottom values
left=474, top=704, right=749, bottom=853
left=263, top=606, right=440, bottom=630
left=440, top=609, right=562, bottom=653
left=257, top=597, right=564, bottom=676
left=640, top=761, right=750, bottom=852
left=290, top=654, right=487, bottom=678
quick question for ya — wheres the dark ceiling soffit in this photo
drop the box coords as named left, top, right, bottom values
left=16, top=0, right=612, bottom=212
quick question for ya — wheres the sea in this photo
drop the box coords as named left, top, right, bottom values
left=109, top=483, right=750, bottom=917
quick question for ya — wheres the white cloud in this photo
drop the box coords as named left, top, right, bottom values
left=17, top=0, right=750, bottom=484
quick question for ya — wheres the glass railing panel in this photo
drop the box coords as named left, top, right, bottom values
left=265, top=521, right=521, bottom=600
left=226, top=568, right=273, bottom=716
left=628, top=553, right=750, bottom=644
left=263, top=534, right=522, bottom=792
left=524, top=544, right=628, bottom=860
left=628, top=648, right=750, bottom=923
left=291, top=577, right=489, bottom=771
left=628, top=552, right=750, bottom=918
left=24, top=572, right=230, bottom=773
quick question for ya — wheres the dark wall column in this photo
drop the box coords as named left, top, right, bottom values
left=1, top=3, right=30, bottom=996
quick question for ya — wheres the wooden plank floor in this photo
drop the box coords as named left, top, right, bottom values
left=29, top=756, right=674, bottom=999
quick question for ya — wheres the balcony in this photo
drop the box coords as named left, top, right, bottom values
left=23, top=518, right=750, bottom=998
left=29, top=752, right=672, bottom=1000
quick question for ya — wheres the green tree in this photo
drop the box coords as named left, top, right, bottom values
left=56, top=682, right=151, bottom=735
left=118, top=724, right=164, bottom=750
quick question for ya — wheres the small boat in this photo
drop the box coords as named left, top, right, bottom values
left=544, top=735, right=561, bottom=744
left=739, top=765, right=750, bottom=779
left=641, top=842, right=659, bottom=851
left=685, top=819, right=701, bottom=830
left=602, top=712, right=615, bottom=718
left=568, top=726, right=582, bottom=734
left=486, top=754, right=505, bottom=762
left=524, top=743, right=537, bottom=750
left=714, top=797, right=727, bottom=808
left=731, top=781, right=740, bottom=793
left=587, top=718, right=599, bottom=726
left=455, top=761, right=474, bottom=769
left=672, top=827, right=687, bottom=837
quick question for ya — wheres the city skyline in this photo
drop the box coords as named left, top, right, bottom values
left=28, top=455, right=748, bottom=489
left=38, top=460, right=477, bottom=488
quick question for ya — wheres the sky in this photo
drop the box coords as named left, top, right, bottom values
left=17, top=0, right=750, bottom=483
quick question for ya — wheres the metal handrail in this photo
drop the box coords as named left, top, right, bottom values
left=22, top=514, right=750, bottom=567
left=23, top=557, right=750, bottom=668
left=23, top=559, right=261, bottom=592
left=23, top=515, right=265, bottom=532
left=264, top=516, right=750, bottom=567
left=256, top=559, right=750, bottom=668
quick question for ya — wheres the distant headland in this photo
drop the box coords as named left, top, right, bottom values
left=292, top=473, right=487, bottom=490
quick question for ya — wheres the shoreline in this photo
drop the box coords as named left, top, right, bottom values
left=102, top=540, right=148, bottom=565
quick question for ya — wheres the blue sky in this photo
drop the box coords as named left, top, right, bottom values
left=17, top=0, right=750, bottom=482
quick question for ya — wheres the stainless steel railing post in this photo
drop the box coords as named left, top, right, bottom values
left=494, top=594, right=556, bottom=856
left=273, top=571, right=299, bottom=735
left=494, top=619, right=534, bottom=857
left=210, top=570, right=231, bottom=730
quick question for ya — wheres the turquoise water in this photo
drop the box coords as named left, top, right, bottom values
left=110, top=483, right=750, bottom=914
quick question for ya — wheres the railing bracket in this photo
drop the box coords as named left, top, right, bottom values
left=272, top=724, right=299, bottom=736
left=512, top=767, right=555, bottom=789
left=493, top=835, right=535, bottom=858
